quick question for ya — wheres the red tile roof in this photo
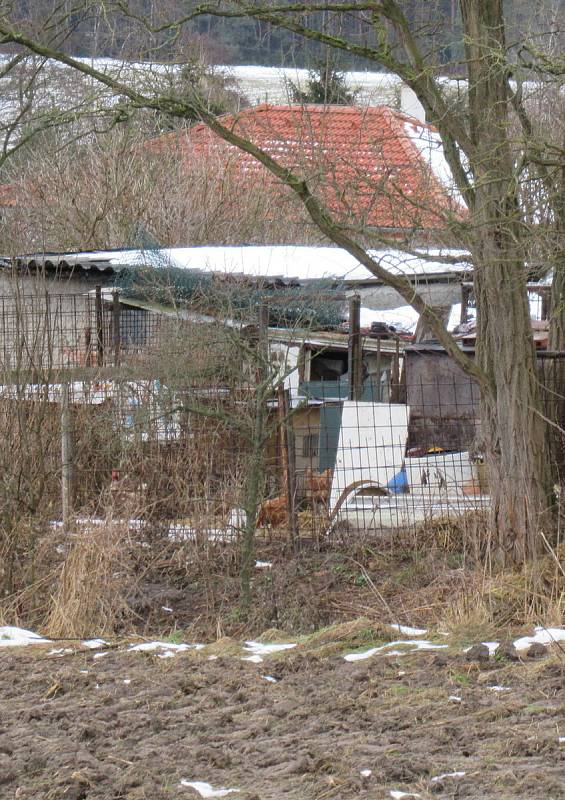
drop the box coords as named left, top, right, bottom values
left=148, top=104, right=464, bottom=232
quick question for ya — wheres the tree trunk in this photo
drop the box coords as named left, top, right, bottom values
left=548, top=260, right=565, bottom=479
left=461, top=0, right=553, bottom=565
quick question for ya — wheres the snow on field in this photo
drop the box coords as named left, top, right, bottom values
left=513, top=626, right=565, bottom=651
left=82, top=638, right=108, bottom=649
left=463, top=641, right=500, bottom=655
left=0, top=626, right=50, bottom=647
left=242, top=641, right=297, bottom=663
left=344, top=639, right=448, bottom=661
left=128, top=641, right=205, bottom=657
left=228, top=64, right=402, bottom=107
left=390, top=791, right=421, bottom=799
left=389, top=624, right=427, bottom=636
left=180, top=780, right=240, bottom=797
left=460, top=627, right=565, bottom=655
left=431, top=771, right=466, bottom=782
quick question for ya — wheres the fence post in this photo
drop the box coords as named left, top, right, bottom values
left=348, top=294, right=362, bottom=401
left=391, top=339, right=401, bottom=403
left=95, top=285, right=104, bottom=366
left=277, top=385, right=298, bottom=546
left=461, top=283, right=471, bottom=324
left=61, top=383, right=73, bottom=530
left=112, top=290, right=121, bottom=366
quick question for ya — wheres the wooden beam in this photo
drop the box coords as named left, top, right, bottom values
left=348, top=294, right=363, bottom=401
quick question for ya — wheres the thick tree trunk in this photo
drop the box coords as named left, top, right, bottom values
left=461, top=0, right=554, bottom=565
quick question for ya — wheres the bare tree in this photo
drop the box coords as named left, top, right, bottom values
left=1, top=121, right=319, bottom=253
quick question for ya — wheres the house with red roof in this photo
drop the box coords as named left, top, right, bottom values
left=147, top=103, right=465, bottom=243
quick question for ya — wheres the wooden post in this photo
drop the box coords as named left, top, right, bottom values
left=461, top=283, right=471, bottom=324
left=277, top=385, right=298, bottom=545
left=391, top=339, right=400, bottom=403
left=61, top=383, right=73, bottom=530
left=375, top=337, right=382, bottom=402
left=258, top=300, right=269, bottom=377
left=95, top=285, right=104, bottom=366
left=540, top=288, right=551, bottom=321
left=112, top=290, right=121, bottom=366
left=348, top=294, right=362, bottom=401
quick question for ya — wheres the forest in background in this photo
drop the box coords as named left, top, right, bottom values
left=2, top=0, right=561, bottom=69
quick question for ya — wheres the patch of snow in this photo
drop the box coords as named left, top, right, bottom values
left=449, top=696, right=462, bottom=703
left=262, top=675, right=277, bottom=683
left=344, top=639, right=447, bottom=661
left=489, top=685, right=511, bottom=692
left=244, top=641, right=297, bottom=657
left=404, top=121, right=465, bottom=206
left=463, top=641, right=499, bottom=655
left=162, top=606, right=173, bottom=613
left=82, top=638, right=108, bottom=649
left=359, top=305, right=420, bottom=333
left=0, top=626, right=50, bottom=647
left=431, top=772, right=466, bottom=783
left=389, top=624, right=427, bottom=636
left=180, top=780, right=240, bottom=797
left=390, top=791, right=421, bottom=799
left=513, top=626, right=565, bottom=651
left=79, top=669, right=88, bottom=674
left=360, top=769, right=372, bottom=777
left=48, top=647, right=74, bottom=656
left=123, top=679, right=131, bottom=684
left=109, top=245, right=471, bottom=285
left=93, top=651, right=109, bottom=659
left=255, top=561, right=272, bottom=569
left=208, top=655, right=218, bottom=661
left=128, top=641, right=204, bottom=656
left=241, top=654, right=263, bottom=664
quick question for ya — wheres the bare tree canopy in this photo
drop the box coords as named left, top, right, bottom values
left=0, top=0, right=562, bottom=565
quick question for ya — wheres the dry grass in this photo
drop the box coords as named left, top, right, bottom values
left=442, top=542, right=564, bottom=638
left=45, top=517, right=137, bottom=638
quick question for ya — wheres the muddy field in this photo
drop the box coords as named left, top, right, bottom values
left=1, top=637, right=563, bottom=800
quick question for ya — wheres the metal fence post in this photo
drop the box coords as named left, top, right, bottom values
left=277, top=385, right=298, bottom=546
left=95, top=285, right=104, bottom=366
left=112, top=290, right=121, bottom=366
left=61, top=383, right=73, bottom=530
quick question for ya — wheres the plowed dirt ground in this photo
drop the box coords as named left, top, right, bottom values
left=1, top=640, right=563, bottom=799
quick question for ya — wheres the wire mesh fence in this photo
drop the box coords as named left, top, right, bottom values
left=0, top=290, right=562, bottom=548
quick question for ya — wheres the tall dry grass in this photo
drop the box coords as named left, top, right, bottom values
left=45, top=517, right=136, bottom=638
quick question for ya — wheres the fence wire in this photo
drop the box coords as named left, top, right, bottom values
left=0, top=291, right=562, bottom=544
